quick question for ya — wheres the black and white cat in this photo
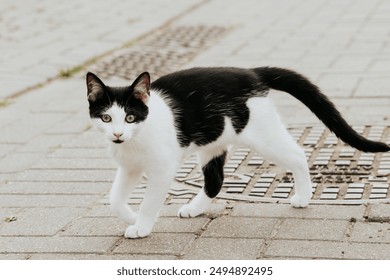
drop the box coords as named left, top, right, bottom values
left=86, top=67, right=389, bottom=238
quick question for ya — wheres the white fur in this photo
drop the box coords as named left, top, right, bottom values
left=95, top=92, right=312, bottom=239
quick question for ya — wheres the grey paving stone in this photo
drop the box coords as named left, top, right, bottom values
left=231, top=203, right=365, bottom=220
left=158, top=203, right=227, bottom=217
left=14, top=169, right=114, bottom=182
left=0, top=236, right=119, bottom=253
left=0, top=144, right=20, bottom=158
left=1, top=0, right=203, bottom=98
left=86, top=205, right=116, bottom=217
left=31, top=157, right=116, bottom=170
left=0, top=152, right=46, bottom=173
left=16, top=134, right=75, bottom=153
left=183, top=237, right=264, bottom=259
left=349, top=222, right=390, bottom=243
left=344, top=243, right=390, bottom=259
left=0, top=114, right=69, bottom=144
left=0, top=254, right=29, bottom=260
left=29, top=253, right=178, bottom=260
left=0, top=208, right=85, bottom=236
left=0, top=182, right=110, bottom=195
left=0, top=208, right=23, bottom=222
left=367, top=203, right=390, bottom=222
left=0, top=194, right=101, bottom=207
left=276, top=219, right=349, bottom=241
left=113, top=233, right=195, bottom=255
left=265, top=240, right=347, bottom=259
left=62, top=217, right=127, bottom=237
left=154, top=217, right=210, bottom=233
left=203, top=217, right=277, bottom=238
left=49, top=148, right=109, bottom=159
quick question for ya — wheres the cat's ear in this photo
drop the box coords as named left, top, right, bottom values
left=86, top=72, right=106, bottom=102
left=132, top=72, right=150, bottom=103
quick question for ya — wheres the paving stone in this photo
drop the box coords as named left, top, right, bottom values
left=29, top=253, right=177, bottom=260
left=86, top=205, right=117, bottom=218
left=49, top=148, right=109, bottom=158
left=231, top=203, right=365, bottom=220
left=154, top=217, right=209, bottom=233
left=0, top=144, right=20, bottom=158
left=0, top=182, right=110, bottom=195
left=0, top=152, right=46, bottom=173
left=0, top=194, right=101, bottom=207
left=0, top=236, right=119, bottom=253
left=31, top=157, right=116, bottom=170
left=276, top=219, right=349, bottom=241
left=0, top=254, right=29, bottom=260
left=350, top=222, right=390, bottom=243
left=0, top=208, right=23, bottom=222
left=265, top=240, right=347, bottom=259
left=16, top=134, right=75, bottom=153
left=0, top=208, right=85, bottom=236
left=183, top=238, right=264, bottom=260
left=113, top=233, right=195, bottom=255
left=203, top=217, right=277, bottom=238
left=344, top=243, right=390, bottom=259
left=158, top=203, right=227, bottom=217
left=62, top=217, right=127, bottom=237
left=14, top=169, right=114, bottom=182
left=367, top=204, right=390, bottom=222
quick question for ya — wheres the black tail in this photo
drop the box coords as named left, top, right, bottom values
left=253, top=66, right=389, bottom=153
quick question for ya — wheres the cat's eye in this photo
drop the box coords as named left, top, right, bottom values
left=101, top=114, right=112, bottom=123
left=125, top=114, right=136, bottom=123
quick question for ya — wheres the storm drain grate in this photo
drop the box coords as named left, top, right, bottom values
left=89, top=25, right=232, bottom=80
left=166, top=125, right=390, bottom=205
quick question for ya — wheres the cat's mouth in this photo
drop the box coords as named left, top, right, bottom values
left=113, top=139, right=124, bottom=144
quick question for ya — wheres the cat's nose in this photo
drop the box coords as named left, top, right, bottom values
left=113, top=132, right=123, bottom=138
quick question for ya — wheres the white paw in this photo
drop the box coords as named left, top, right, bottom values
left=290, top=194, right=310, bottom=208
left=178, top=204, right=204, bottom=218
left=124, top=225, right=151, bottom=239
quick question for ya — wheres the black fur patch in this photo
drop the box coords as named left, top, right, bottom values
left=151, top=67, right=268, bottom=147
left=202, top=152, right=227, bottom=198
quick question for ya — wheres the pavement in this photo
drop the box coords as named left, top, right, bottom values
left=0, top=0, right=390, bottom=260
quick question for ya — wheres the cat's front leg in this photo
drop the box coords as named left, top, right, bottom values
left=178, top=150, right=226, bottom=218
left=124, top=171, right=175, bottom=239
left=110, top=167, right=142, bottom=225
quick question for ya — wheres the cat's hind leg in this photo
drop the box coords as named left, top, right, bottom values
left=110, top=167, right=142, bottom=225
left=240, top=101, right=312, bottom=207
left=178, top=150, right=226, bottom=218
left=247, top=134, right=312, bottom=207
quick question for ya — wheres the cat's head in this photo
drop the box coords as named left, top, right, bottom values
left=86, top=72, right=150, bottom=144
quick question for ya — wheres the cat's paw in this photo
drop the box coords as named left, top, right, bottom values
left=178, top=204, right=204, bottom=218
left=124, top=225, right=151, bottom=239
left=290, top=194, right=310, bottom=208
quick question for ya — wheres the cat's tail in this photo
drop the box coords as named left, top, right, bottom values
left=253, top=66, right=389, bottom=153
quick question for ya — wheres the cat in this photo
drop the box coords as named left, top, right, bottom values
left=86, top=67, right=389, bottom=238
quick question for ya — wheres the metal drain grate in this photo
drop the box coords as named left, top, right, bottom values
left=167, top=125, right=390, bottom=205
left=90, top=25, right=232, bottom=80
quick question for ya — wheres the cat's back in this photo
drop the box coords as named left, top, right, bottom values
left=151, top=67, right=262, bottom=100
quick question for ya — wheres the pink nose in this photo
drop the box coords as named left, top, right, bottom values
left=113, top=132, right=123, bottom=138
